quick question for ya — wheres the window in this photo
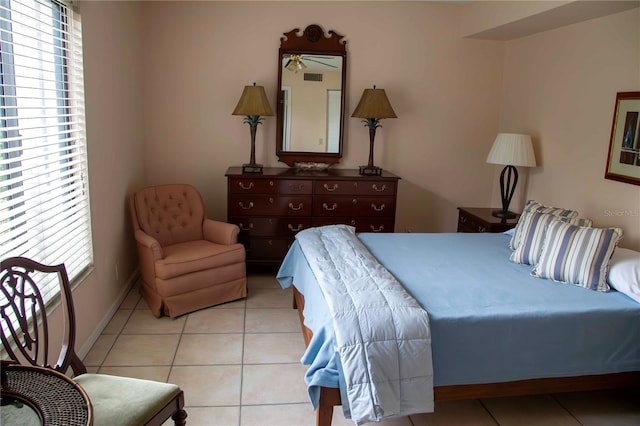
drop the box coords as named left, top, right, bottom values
left=1, top=0, right=92, bottom=302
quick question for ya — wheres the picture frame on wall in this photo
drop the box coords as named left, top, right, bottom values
left=605, top=91, right=640, bottom=186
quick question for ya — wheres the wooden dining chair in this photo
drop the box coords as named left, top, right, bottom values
left=0, top=257, right=187, bottom=425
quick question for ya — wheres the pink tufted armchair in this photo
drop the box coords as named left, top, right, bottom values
left=129, top=184, right=246, bottom=318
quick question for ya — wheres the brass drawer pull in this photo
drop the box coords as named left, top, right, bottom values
left=371, top=203, right=385, bottom=212
left=323, top=183, right=338, bottom=192
left=323, top=202, right=338, bottom=211
left=372, top=184, right=386, bottom=192
left=478, top=226, right=487, bottom=233
left=289, top=202, right=304, bottom=211
left=239, top=223, right=253, bottom=231
left=239, top=201, right=253, bottom=210
left=289, top=183, right=305, bottom=191
left=288, top=224, right=303, bottom=232
left=238, top=182, right=254, bottom=190
left=370, top=224, right=385, bottom=232
left=459, top=216, right=467, bottom=224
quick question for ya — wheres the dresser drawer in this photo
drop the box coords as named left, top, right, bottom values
left=457, top=210, right=487, bottom=233
left=228, top=195, right=312, bottom=216
left=244, top=237, right=293, bottom=261
left=314, top=180, right=396, bottom=196
left=228, top=178, right=312, bottom=195
left=230, top=216, right=311, bottom=237
left=311, top=217, right=395, bottom=233
left=313, top=196, right=395, bottom=217
left=226, top=167, right=401, bottom=265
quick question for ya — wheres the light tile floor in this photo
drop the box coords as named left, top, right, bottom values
left=84, top=272, right=640, bottom=426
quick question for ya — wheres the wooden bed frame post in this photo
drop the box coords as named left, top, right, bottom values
left=316, top=405, right=333, bottom=426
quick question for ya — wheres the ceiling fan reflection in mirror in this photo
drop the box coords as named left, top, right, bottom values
left=283, top=54, right=339, bottom=73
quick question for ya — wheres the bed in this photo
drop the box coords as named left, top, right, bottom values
left=276, top=227, right=640, bottom=426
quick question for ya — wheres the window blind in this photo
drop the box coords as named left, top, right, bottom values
left=1, top=0, right=92, bottom=302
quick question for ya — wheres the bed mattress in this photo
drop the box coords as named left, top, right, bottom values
left=277, top=232, right=640, bottom=405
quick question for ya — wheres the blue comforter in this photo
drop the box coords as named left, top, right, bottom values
left=277, top=232, right=640, bottom=408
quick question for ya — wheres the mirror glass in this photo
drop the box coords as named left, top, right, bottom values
left=276, top=25, right=347, bottom=167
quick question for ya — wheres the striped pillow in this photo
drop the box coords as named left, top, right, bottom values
left=509, top=200, right=578, bottom=250
left=509, top=212, right=592, bottom=265
left=531, top=220, right=623, bottom=292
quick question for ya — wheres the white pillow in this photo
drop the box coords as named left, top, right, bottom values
left=608, top=247, right=640, bottom=303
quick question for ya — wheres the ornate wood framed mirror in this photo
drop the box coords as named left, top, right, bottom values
left=276, top=24, right=347, bottom=167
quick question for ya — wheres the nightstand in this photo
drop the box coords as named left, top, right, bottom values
left=457, top=207, right=520, bottom=233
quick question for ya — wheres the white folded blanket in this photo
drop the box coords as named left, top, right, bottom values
left=296, top=225, right=434, bottom=425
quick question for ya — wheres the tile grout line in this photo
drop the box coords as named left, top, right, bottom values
left=238, top=281, right=249, bottom=426
left=550, top=393, right=584, bottom=426
left=95, top=303, right=135, bottom=373
left=478, top=398, right=501, bottom=426
left=165, top=308, right=189, bottom=385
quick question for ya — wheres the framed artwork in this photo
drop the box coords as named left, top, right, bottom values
left=605, top=91, right=640, bottom=186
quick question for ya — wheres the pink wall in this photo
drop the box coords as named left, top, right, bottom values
left=139, top=1, right=505, bottom=232
left=73, top=1, right=145, bottom=354
left=499, top=8, right=640, bottom=250
left=71, top=1, right=638, bottom=354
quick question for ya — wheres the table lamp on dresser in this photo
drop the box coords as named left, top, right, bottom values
left=351, top=85, right=397, bottom=176
left=232, top=82, right=274, bottom=173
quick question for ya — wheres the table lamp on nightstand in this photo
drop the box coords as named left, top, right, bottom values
left=232, top=83, right=274, bottom=174
left=486, top=133, right=537, bottom=219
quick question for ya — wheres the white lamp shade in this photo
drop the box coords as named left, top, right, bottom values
left=486, top=133, right=537, bottom=167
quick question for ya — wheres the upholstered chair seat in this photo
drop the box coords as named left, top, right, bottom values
left=157, top=240, right=244, bottom=280
left=74, top=374, right=182, bottom=425
left=130, top=184, right=247, bottom=317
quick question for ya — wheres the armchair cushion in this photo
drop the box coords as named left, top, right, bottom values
left=156, top=240, right=245, bottom=280
left=74, top=373, right=181, bottom=426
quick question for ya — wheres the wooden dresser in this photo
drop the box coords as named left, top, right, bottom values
left=226, top=167, right=400, bottom=265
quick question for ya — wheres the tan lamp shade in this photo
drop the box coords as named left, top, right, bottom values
left=351, top=86, right=397, bottom=119
left=232, top=83, right=274, bottom=117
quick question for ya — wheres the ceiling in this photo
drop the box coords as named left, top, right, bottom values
left=465, top=0, right=640, bottom=40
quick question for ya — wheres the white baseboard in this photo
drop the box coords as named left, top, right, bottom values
left=77, top=268, right=140, bottom=360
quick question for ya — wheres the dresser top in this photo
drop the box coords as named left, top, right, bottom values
left=225, top=167, right=400, bottom=180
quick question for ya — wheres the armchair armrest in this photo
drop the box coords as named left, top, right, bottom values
left=203, top=219, right=240, bottom=245
left=134, top=229, right=163, bottom=260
